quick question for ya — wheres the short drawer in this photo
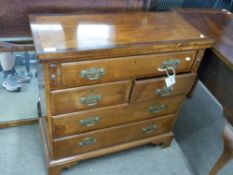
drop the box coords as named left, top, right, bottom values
left=52, top=51, right=196, bottom=89
left=52, top=95, right=185, bottom=138
left=131, top=73, right=196, bottom=102
left=51, top=80, right=132, bottom=115
left=53, top=114, right=177, bottom=159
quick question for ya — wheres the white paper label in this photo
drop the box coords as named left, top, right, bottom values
left=165, top=75, right=176, bottom=87
left=43, top=47, right=57, bottom=52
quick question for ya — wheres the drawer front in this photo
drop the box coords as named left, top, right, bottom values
left=53, top=95, right=185, bottom=137
left=55, top=51, right=196, bottom=89
left=131, top=73, right=196, bottom=102
left=133, top=51, right=196, bottom=78
left=51, top=80, right=132, bottom=115
left=53, top=114, right=177, bottom=159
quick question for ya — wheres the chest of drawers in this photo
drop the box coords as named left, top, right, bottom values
left=30, top=12, right=214, bottom=175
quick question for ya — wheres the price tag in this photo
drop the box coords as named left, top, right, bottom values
left=165, top=75, right=176, bottom=87
left=157, top=67, right=176, bottom=87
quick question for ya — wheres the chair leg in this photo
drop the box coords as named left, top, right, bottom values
left=209, top=146, right=232, bottom=175
left=209, top=125, right=233, bottom=175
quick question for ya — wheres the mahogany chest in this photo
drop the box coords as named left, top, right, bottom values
left=29, top=12, right=213, bottom=175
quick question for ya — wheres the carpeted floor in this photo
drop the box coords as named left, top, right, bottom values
left=0, top=124, right=192, bottom=175
left=175, top=81, right=233, bottom=175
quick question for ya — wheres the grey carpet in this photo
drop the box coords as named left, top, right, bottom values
left=0, top=125, right=192, bottom=175
left=174, top=81, right=233, bottom=175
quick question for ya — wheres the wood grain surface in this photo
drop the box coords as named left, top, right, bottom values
left=131, top=73, right=196, bottom=102
left=29, top=12, right=213, bottom=60
left=50, top=80, right=132, bottom=115
left=50, top=51, right=197, bottom=89
left=53, top=114, right=177, bottom=159
left=176, top=9, right=233, bottom=70
left=176, top=9, right=233, bottom=125
left=53, top=95, right=185, bottom=137
left=31, top=10, right=213, bottom=175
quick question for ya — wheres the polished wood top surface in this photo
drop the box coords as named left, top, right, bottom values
left=176, top=9, right=233, bottom=70
left=29, top=12, right=213, bottom=60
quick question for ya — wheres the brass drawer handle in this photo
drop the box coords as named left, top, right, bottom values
left=156, top=86, right=173, bottom=96
left=80, top=67, right=105, bottom=80
left=80, top=116, right=100, bottom=127
left=142, top=124, right=157, bottom=134
left=80, top=94, right=102, bottom=106
left=161, top=59, right=180, bottom=69
left=148, top=104, right=166, bottom=114
left=79, top=137, right=96, bottom=147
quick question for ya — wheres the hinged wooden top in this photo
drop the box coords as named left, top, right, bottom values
left=29, top=12, right=214, bottom=62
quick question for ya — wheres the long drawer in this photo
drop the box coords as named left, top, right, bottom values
left=51, top=51, right=196, bottom=89
left=53, top=114, right=177, bottom=159
left=53, top=95, right=185, bottom=138
left=50, top=80, right=132, bottom=115
left=131, top=73, right=196, bottom=102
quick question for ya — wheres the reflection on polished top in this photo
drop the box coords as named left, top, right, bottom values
left=29, top=12, right=213, bottom=60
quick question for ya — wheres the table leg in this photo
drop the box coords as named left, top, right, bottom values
left=209, top=125, right=233, bottom=175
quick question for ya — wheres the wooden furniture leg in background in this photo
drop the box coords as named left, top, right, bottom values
left=209, top=125, right=233, bottom=175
